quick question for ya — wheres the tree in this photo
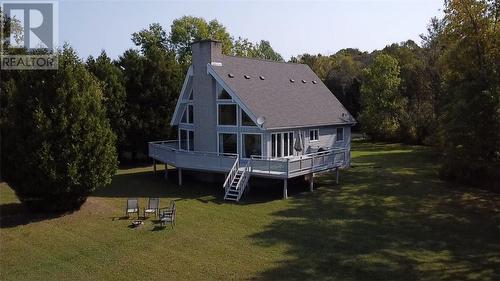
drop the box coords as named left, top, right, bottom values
left=118, top=25, right=183, bottom=159
left=382, top=40, right=436, bottom=144
left=359, top=54, right=404, bottom=140
left=168, top=16, right=233, bottom=65
left=438, top=0, right=500, bottom=190
left=251, top=40, right=284, bottom=62
left=131, top=23, right=168, bottom=53
left=86, top=51, right=127, bottom=158
left=325, top=54, right=362, bottom=119
left=233, top=37, right=255, bottom=57
left=1, top=46, right=117, bottom=211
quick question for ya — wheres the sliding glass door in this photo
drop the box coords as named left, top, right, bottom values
left=271, top=132, right=294, bottom=158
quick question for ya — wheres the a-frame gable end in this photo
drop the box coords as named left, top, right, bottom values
left=207, top=64, right=264, bottom=129
left=170, top=66, right=193, bottom=126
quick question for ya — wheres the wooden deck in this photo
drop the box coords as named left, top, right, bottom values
left=148, top=140, right=349, bottom=179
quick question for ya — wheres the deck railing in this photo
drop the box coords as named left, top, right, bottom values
left=250, top=147, right=348, bottom=177
left=148, top=140, right=237, bottom=172
left=149, top=140, right=349, bottom=178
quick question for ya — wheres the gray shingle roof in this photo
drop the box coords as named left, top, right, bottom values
left=211, top=55, right=356, bottom=129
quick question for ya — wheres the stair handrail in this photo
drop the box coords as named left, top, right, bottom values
left=223, top=155, right=240, bottom=191
left=235, top=160, right=251, bottom=191
left=235, top=160, right=251, bottom=201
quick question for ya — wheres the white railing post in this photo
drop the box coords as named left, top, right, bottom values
left=286, top=158, right=290, bottom=178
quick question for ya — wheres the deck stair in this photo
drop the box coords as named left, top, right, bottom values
left=223, top=157, right=251, bottom=202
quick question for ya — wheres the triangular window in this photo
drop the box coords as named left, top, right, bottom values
left=218, top=89, right=231, bottom=100
left=181, top=107, right=188, bottom=123
left=241, top=110, right=257, bottom=127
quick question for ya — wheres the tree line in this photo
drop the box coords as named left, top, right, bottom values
left=0, top=1, right=498, bottom=211
left=292, top=0, right=499, bottom=191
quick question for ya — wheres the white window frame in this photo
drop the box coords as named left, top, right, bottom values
left=178, top=128, right=194, bottom=151
left=216, top=85, right=232, bottom=101
left=241, top=133, right=263, bottom=159
left=240, top=108, right=257, bottom=128
left=309, top=129, right=319, bottom=142
left=271, top=131, right=294, bottom=158
left=336, top=127, right=344, bottom=142
left=217, top=102, right=238, bottom=127
left=217, top=132, right=238, bottom=155
left=180, top=104, right=194, bottom=124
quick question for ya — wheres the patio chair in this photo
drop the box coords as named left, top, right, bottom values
left=158, top=201, right=176, bottom=229
left=126, top=198, right=140, bottom=218
left=144, top=198, right=160, bottom=218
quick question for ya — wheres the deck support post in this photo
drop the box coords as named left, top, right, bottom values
left=164, top=164, right=168, bottom=179
left=335, top=167, right=339, bottom=184
left=178, top=168, right=183, bottom=186
left=153, top=160, right=157, bottom=174
left=283, top=179, right=288, bottom=199
left=309, top=173, right=314, bottom=192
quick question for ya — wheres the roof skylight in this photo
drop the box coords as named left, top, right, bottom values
left=290, top=79, right=295, bottom=83
left=228, top=73, right=234, bottom=78
left=244, top=75, right=251, bottom=79
left=259, top=76, right=265, bottom=80
left=302, top=80, right=307, bottom=83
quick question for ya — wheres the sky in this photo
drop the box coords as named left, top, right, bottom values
left=58, top=0, right=444, bottom=60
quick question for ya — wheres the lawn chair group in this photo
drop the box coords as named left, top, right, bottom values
left=125, top=198, right=176, bottom=229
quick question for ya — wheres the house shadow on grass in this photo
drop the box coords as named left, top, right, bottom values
left=249, top=145, right=500, bottom=281
left=94, top=168, right=314, bottom=205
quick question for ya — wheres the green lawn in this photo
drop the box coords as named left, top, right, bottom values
left=1, top=141, right=499, bottom=280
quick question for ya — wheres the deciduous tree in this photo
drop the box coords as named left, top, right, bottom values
left=359, top=54, right=404, bottom=140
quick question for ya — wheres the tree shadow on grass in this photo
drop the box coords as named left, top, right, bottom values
left=0, top=202, right=68, bottom=229
left=249, top=144, right=500, bottom=280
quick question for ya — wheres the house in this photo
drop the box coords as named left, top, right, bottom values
left=149, top=40, right=356, bottom=201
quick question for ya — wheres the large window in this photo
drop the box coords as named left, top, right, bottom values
left=218, top=133, right=237, bottom=154
left=241, top=110, right=257, bottom=127
left=218, top=104, right=237, bottom=126
left=309, top=129, right=319, bottom=142
left=271, top=132, right=294, bottom=158
left=242, top=134, right=262, bottom=158
left=179, top=129, right=194, bottom=151
left=336, top=127, right=344, bottom=142
left=181, top=104, right=194, bottom=124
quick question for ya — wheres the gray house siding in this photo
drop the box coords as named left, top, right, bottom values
left=262, top=125, right=351, bottom=157
left=305, top=125, right=351, bottom=153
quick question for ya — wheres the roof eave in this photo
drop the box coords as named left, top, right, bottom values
left=265, top=121, right=357, bottom=131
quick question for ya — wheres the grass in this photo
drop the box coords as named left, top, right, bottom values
left=1, top=141, right=499, bottom=280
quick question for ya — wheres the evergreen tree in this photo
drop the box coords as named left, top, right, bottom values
left=2, top=47, right=117, bottom=211
left=86, top=51, right=127, bottom=158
